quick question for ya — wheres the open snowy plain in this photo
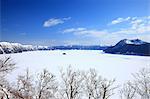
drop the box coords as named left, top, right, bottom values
left=0, top=50, right=150, bottom=98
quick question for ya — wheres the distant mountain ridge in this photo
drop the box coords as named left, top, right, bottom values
left=0, top=42, right=49, bottom=54
left=51, top=45, right=107, bottom=50
left=104, top=39, right=150, bottom=56
left=1, top=39, right=150, bottom=56
left=0, top=42, right=107, bottom=54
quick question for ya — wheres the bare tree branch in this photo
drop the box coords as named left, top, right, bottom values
left=59, top=66, right=84, bottom=99
left=84, top=69, right=117, bottom=99
left=0, top=57, right=16, bottom=99
left=36, top=69, right=58, bottom=99
left=0, top=57, right=16, bottom=75
left=120, top=67, right=150, bottom=99
left=119, top=81, right=137, bottom=99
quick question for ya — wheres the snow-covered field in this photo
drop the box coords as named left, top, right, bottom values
left=0, top=50, right=150, bottom=98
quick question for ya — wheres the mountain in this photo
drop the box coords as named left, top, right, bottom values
left=104, top=39, right=150, bottom=56
left=0, top=42, right=108, bottom=54
left=0, top=42, right=49, bottom=54
left=51, top=45, right=107, bottom=50
left=1, top=40, right=150, bottom=56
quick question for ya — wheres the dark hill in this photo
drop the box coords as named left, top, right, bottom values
left=104, top=39, right=150, bottom=56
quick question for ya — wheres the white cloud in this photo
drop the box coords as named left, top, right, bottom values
left=43, top=17, right=71, bottom=27
left=110, top=17, right=131, bottom=25
left=130, top=17, right=150, bottom=30
left=63, top=28, right=108, bottom=37
left=112, top=25, right=150, bottom=34
left=62, top=16, right=150, bottom=45
left=63, top=17, right=71, bottom=21
left=63, top=28, right=86, bottom=33
left=147, top=16, right=150, bottom=19
left=131, top=17, right=137, bottom=20
left=108, top=16, right=150, bottom=35
left=130, top=19, right=143, bottom=29
left=104, top=23, right=150, bottom=45
left=136, top=25, right=150, bottom=33
left=43, top=18, right=64, bottom=27
left=63, top=40, right=99, bottom=45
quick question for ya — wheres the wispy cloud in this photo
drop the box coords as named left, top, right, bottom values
left=43, top=17, right=71, bottom=27
left=63, top=17, right=71, bottom=21
left=63, top=28, right=108, bottom=37
left=106, top=16, right=150, bottom=44
left=110, top=17, right=131, bottom=25
left=63, top=16, right=150, bottom=45
left=63, top=28, right=86, bottom=34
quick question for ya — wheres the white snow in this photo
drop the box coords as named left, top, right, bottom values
left=125, top=39, right=145, bottom=45
left=0, top=42, right=14, bottom=50
left=0, top=50, right=150, bottom=99
left=0, top=42, right=50, bottom=54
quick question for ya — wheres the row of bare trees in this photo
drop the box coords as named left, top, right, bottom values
left=120, top=67, right=150, bottom=99
left=0, top=57, right=150, bottom=99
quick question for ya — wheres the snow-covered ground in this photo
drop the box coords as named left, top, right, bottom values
left=0, top=50, right=150, bottom=99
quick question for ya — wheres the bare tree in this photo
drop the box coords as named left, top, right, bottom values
left=0, top=57, right=16, bottom=99
left=131, top=67, right=150, bottom=99
left=58, top=66, right=84, bottom=99
left=119, top=67, right=150, bottom=99
left=84, top=69, right=117, bottom=99
left=119, top=82, right=137, bottom=99
left=35, top=69, right=58, bottom=99
left=6, top=68, right=58, bottom=99
left=84, top=69, right=101, bottom=99
left=0, top=57, right=16, bottom=76
left=11, top=68, right=34, bottom=99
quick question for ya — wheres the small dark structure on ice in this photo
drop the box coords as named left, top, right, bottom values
left=62, top=52, right=66, bottom=55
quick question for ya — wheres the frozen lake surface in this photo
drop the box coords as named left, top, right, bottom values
left=0, top=50, right=150, bottom=99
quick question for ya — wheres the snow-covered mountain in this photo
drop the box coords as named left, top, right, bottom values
left=104, top=39, right=150, bottom=56
left=0, top=42, right=49, bottom=54
left=1, top=39, right=149, bottom=56
left=125, top=39, right=146, bottom=45
left=0, top=42, right=108, bottom=54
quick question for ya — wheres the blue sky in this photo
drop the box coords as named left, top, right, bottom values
left=1, top=0, right=150, bottom=46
